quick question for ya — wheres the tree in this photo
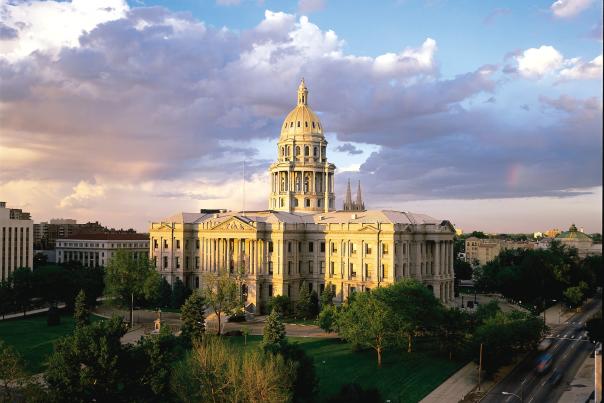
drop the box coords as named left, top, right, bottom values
left=74, top=289, right=90, bottom=328
left=320, top=283, right=335, bottom=307
left=317, top=304, right=339, bottom=333
left=180, top=292, right=207, bottom=343
left=437, top=307, right=470, bottom=360
left=337, top=290, right=393, bottom=367
left=104, top=250, right=156, bottom=327
left=170, top=277, right=190, bottom=309
left=158, top=277, right=173, bottom=308
left=201, top=273, right=239, bottom=335
left=9, top=267, right=33, bottom=315
left=0, top=341, right=27, bottom=402
left=296, top=282, right=312, bottom=319
left=268, top=295, right=291, bottom=316
left=265, top=342, right=318, bottom=403
left=378, top=279, right=442, bottom=353
left=309, top=291, right=320, bottom=318
left=45, top=316, right=128, bottom=402
left=0, top=281, right=14, bottom=319
left=585, top=310, right=602, bottom=344
left=563, top=284, right=586, bottom=308
left=142, top=270, right=162, bottom=307
left=454, top=258, right=473, bottom=281
left=263, top=309, right=287, bottom=348
left=171, top=336, right=294, bottom=403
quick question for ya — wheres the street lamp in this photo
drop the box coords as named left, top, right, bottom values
left=501, top=391, right=522, bottom=402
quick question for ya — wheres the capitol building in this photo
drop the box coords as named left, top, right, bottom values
left=149, top=80, right=455, bottom=313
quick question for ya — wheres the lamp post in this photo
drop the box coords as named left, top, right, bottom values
left=501, top=391, right=522, bottom=402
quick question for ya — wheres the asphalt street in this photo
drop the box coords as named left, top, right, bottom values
left=480, top=297, right=601, bottom=403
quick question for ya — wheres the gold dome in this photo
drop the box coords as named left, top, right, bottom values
left=280, top=79, right=324, bottom=139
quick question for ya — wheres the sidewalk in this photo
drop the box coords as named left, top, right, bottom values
left=0, top=303, right=66, bottom=321
left=543, top=303, right=574, bottom=327
left=558, top=353, right=595, bottom=403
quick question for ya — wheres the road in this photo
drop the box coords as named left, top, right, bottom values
left=481, top=297, right=601, bottom=403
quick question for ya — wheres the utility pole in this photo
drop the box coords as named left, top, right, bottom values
left=130, top=292, right=134, bottom=328
left=478, top=343, right=483, bottom=391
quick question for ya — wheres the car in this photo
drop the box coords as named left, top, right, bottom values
left=538, top=339, right=553, bottom=351
left=535, top=353, right=553, bottom=374
left=547, top=370, right=562, bottom=385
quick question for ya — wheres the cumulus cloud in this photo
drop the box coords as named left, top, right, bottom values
left=0, top=1, right=601, bottom=230
left=59, top=180, right=106, bottom=208
left=514, top=46, right=602, bottom=81
left=550, top=0, right=594, bottom=18
left=516, top=45, right=563, bottom=77
left=559, top=54, right=603, bottom=80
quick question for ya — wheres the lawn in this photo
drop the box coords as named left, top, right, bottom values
left=0, top=312, right=102, bottom=374
left=228, top=335, right=464, bottom=402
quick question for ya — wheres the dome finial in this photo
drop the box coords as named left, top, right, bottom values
left=297, top=78, right=308, bottom=105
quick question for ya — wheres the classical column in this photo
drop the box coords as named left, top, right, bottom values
left=434, top=241, right=440, bottom=278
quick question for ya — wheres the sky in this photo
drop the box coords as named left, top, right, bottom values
left=0, top=0, right=602, bottom=234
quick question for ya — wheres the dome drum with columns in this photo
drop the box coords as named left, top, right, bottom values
left=149, top=80, right=456, bottom=313
left=269, top=79, right=336, bottom=213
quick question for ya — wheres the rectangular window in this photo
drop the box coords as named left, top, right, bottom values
left=195, top=256, right=200, bottom=269
left=382, top=243, right=388, bottom=255
left=268, top=262, right=274, bottom=275
left=320, top=242, right=325, bottom=253
left=288, top=261, right=292, bottom=274
left=268, top=241, right=274, bottom=253
left=320, top=283, right=325, bottom=294
left=320, top=261, right=325, bottom=274
left=196, top=239, right=200, bottom=249
left=331, top=242, right=337, bottom=253
left=298, top=242, right=302, bottom=252
left=163, top=256, right=168, bottom=269
left=163, top=240, right=168, bottom=249
left=308, top=261, right=313, bottom=274
left=175, top=257, right=180, bottom=269
left=185, top=256, right=190, bottom=269
left=350, top=243, right=356, bottom=255
left=365, top=263, right=370, bottom=278
left=268, top=284, right=273, bottom=297
left=288, top=242, right=292, bottom=253
left=382, top=264, right=386, bottom=278
left=329, top=261, right=334, bottom=275
left=350, top=263, right=356, bottom=277
left=176, top=240, right=181, bottom=249
left=365, top=243, right=372, bottom=255
left=195, top=276, right=199, bottom=288
left=309, top=242, right=314, bottom=253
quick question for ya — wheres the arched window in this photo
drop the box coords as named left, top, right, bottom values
left=286, top=145, right=290, bottom=156
left=297, top=121, right=301, bottom=127
left=312, top=122, right=315, bottom=128
left=305, top=121, right=308, bottom=128
left=290, top=122, right=293, bottom=127
left=304, top=146, right=309, bottom=156
left=296, top=174, right=301, bottom=192
left=281, top=146, right=284, bottom=156
left=295, top=146, right=300, bottom=156
left=313, top=146, right=318, bottom=156
left=304, top=174, right=309, bottom=193
left=293, top=198, right=299, bottom=207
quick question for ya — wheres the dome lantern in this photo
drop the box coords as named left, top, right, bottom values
left=297, top=78, right=308, bottom=105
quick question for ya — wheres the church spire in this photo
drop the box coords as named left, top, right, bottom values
left=343, top=179, right=353, bottom=210
left=297, top=78, right=308, bottom=106
left=355, top=180, right=365, bottom=210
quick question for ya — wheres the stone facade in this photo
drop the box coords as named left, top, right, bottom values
left=56, top=233, right=149, bottom=267
left=149, top=81, right=455, bottom=312
left=0, top=201, right=33, bottom=281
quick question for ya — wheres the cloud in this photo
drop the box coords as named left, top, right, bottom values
left=59, top=180, right=106, bottom=208
left=539, top=94, right=602, bottom=113
left=483, top=8, right=511, bottom=25
left=216, top=0, right=242, bottom=5
left=550, top=0, right=594, bottom=18
left=559, top=54, right=603, bottom=80
left=335, top=143, right=363, bottom=155
left=298, top=0, right=325, bottom=14
left=0, top=1, right=601, bottom=231
left=514, top=46, right=602, bottom=81
left=516, top=45, right=563, bottom=77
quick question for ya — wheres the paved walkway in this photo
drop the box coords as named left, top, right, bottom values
left=0, top=304, right=66, bottom=321
left=558, top=353, right=595, bottom=403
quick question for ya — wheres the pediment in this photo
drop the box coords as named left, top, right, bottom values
left=357, top=225, right=379, bottom=234
left=209, top=217, right=255, bottom=232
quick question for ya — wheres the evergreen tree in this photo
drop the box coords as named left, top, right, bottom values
left=296, top=283, right=311, bottom=319
left=309, top=291, right=320, bottom=318
left=170, top=277, right=190, bottom=309
left=320, top=282, right=335, bottom=307
left=180, top=292, right=207, bottom=343
left=74, top=289, right=90, bottom=328
left=159, top=278, right=172, bottom=308
left=263, top=309, right=286, bottom=348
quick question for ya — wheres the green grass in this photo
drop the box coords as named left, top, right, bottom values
left=228, top=335, right=464, bottom=402
left=0, top=312, right=102, bottom=374
left=281, top=317, right=317, bottom=326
